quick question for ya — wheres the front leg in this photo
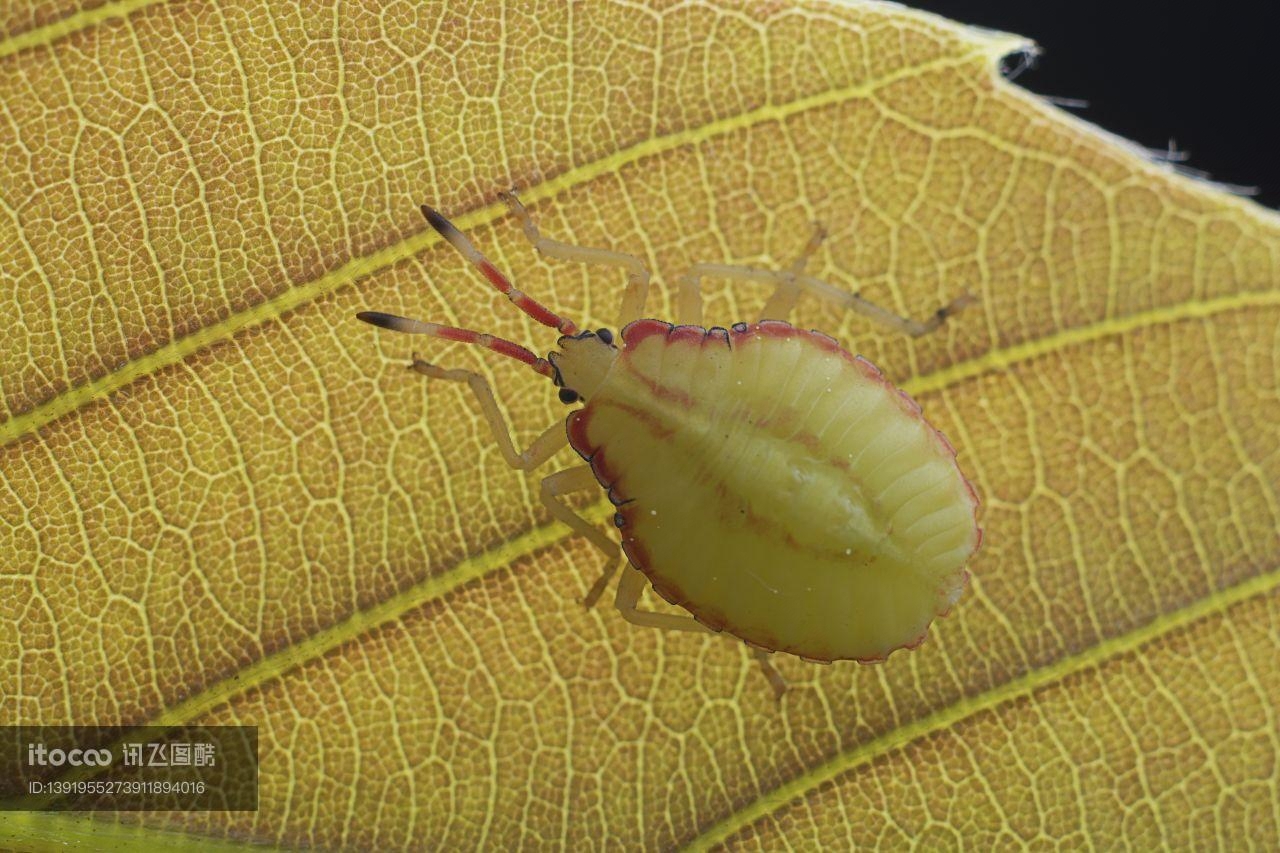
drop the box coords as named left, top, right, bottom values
left=409, top=356, right=566, bottom=471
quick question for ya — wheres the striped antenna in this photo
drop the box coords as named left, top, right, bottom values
left=421, top=205, right=579, bottom=336
left=356, top=311, right=556, bottom=379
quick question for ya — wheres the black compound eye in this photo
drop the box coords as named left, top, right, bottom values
left=558, top=388, right=580, bottom=405
left=596, top=328, right=614, bottom=345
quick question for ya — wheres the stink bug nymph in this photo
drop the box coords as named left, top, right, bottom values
left=358, top=193, right=981, bottom=696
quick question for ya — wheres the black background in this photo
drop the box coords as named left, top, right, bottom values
left=904, top=2, right=1279, bottom=210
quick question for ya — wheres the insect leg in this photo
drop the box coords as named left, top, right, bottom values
left=676, top=223, right=826, bottom=324
left=501, top=190, right=652, bottom=329
left=616, top=570, right=790, bottom=697
left=409, top=356, right=567, bottom=470
left=613, top=566, right=713, bottom=634
left=751, top=649, right=787, bottom=701
left=790, top=273, right=977, bottom=338
left=538, top=466, right=623, bottom=607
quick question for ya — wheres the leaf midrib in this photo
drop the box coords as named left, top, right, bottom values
left=0, top=0, right=156, bottom=61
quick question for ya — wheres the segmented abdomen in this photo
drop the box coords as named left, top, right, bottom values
left=569, top=319, right=980, bottom=662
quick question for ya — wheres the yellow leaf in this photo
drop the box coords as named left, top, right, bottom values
left=2, top=1, right=1277, bottom=849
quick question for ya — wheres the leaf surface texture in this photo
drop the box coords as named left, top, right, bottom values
left=1, top=1, right=1277, bottom=848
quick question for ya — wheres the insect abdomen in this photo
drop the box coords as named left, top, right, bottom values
left=570, top=320, right=980, bottom=661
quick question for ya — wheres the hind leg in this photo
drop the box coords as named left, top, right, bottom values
left=750, top=649, right=787, bottom=701
left=792, top=273, right=976, bottom=337
left=676, top=225, right=973, bottom=335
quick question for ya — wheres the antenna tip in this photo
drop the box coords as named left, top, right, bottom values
left=357, top=311, right=400, bottom=330
left=420, top=204, right=455, bottom=236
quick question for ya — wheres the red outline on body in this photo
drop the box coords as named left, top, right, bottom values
left=566, top=319, right=983, bottom=662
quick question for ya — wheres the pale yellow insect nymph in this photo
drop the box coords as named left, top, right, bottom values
left=358, top=193, right=980, bottom=696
